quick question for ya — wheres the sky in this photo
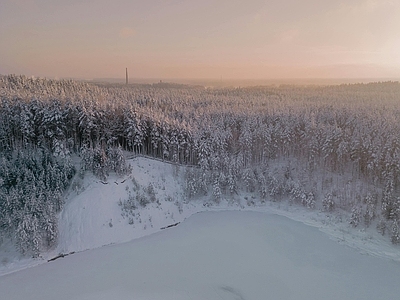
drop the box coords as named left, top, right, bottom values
left=1, top=0, right=400, bottom=80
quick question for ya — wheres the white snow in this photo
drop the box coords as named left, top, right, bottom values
left=1, top=210, right=400, bottom=300
left=1, top=156, right=400, bottom=299
left=57, top=157, right=199, bottom=254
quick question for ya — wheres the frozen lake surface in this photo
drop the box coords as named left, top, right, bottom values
left=1, top=210, right=400, bottom=300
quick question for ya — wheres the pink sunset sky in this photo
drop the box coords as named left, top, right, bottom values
left=1, top=0, right=399, bottom=80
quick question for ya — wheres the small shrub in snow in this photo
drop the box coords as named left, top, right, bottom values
left=184, top=168, right=198, bottom=198
left=136, top=193, right=150, bottom=207
left=246, top=197, right=255, bottom=206
left=173, top=164, right=180, bottom=177
left=71, top=177, right=84, bottom=194
left=175, top=200, right=183, bottom=214
left=213, top=181, right=222, bottom=203
left=376, top=219, right=386, bottom=236
left=322, top=193, right=335, bottom=212
left=390, top=220, right=400, bottom=244
left=350, top=206, right=362, bottom=227
left=381, top=179, right=397, bottom=220
left=390, top=197, right=400, bottom=221
left=212, top=176, right=222, bottom=203
left=118, top=192, right=137, bottom=215
left=228, top=172, right=238, bottom=195
left=289, top=181, right=303, bottom=204
left=288, top=181, right=314, bottom=209
left=268, top=175, right=284, bottom=201
left=304, top=192, right=316, bottom=209
left=242, top=169, right=256, bottom=193
left=363, top=192, right=377, bottom=227
left=145, top=183, right=157, bottom=203
left=131, top=176, right=140, bottom=191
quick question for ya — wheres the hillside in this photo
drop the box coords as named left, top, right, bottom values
left=1, top=75, right=400, bottom=274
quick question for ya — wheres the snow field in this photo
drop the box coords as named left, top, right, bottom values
left=1, top=156, right=400, bottom=300
left=1, top=211, right=400, bottom=300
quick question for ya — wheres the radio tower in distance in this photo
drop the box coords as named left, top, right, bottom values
left=126, top=68, right=128, bottom=85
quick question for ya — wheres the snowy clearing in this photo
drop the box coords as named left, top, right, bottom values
left=1, top=210, right=400, bottom=300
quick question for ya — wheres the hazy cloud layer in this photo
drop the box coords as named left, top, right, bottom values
left=0, top=0, right=399, bottom=79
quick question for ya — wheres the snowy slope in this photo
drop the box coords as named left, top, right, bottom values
left=1, top=211, right=400, bottom=300
left=57, top=157, right=197, bottom=253
left=0, top=157, right=196, bottom=275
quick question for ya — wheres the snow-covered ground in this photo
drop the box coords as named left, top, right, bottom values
left=1, top=157, right=400, bottom=299
left=57, top=157, right=193, bottom=254
left=1, top=210, right=400, bottom=300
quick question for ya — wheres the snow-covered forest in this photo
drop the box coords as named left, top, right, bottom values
left=1, top=74, right=400, bottom=256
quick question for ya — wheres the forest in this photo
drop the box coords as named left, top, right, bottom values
left=1, top=74, right=400, bottom=256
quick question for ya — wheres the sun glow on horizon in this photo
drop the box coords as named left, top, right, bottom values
left=0, top=0, right=399, bottom=80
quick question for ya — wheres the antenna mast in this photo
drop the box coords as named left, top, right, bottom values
left=126, top=68, right=128, bottom=85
